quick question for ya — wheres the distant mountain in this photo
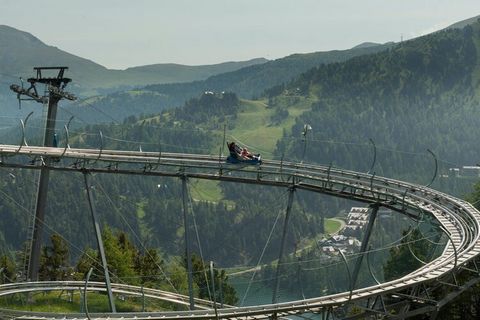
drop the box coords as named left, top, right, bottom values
left=271, top=21, right=480, bottom=186
left=0, top=25, right=267, bottom=125
left=0, top=25, right=107, bottom=92
left=64, top=41, right=395, bottom=123
left=446, top=15, right=480, bottom=30
left=144, top=42, right=394, bottom=100
left=123, top=58, right=268, bottom=86
left=0, top=25, right=267, bottom=95
left=351, top=42, right=384, bottom=49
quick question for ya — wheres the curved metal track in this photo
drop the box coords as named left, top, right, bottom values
left=0, top=144, right=480, bottom=319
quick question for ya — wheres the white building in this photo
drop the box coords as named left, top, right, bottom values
left=346, top=207, right=369, bottom=229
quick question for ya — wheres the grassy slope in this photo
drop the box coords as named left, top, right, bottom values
left=324, top=219, right=342, bottom=235
left=0, top=291, right=156, bottom=312
left=190, top=180, right=223, bottom=202
left=191, top=97, right=314, bottom=202
left=228, top=97, right=315, bottom=157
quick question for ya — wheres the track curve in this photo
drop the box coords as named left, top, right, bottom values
left=0, top=144, right=479, bottom=319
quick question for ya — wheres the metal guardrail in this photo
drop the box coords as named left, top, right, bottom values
left=0, top=145, right=479, bottom=319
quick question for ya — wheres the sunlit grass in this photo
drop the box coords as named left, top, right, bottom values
left=0, top=291, right=157, bottom=313
left=190, top=179, right=223, bottom=202
left=324, top=218, right=342, bottom=234
left=228, top=97, right=314, bottom=157
left=0, top=290, right=186, bottom=313
left=189, top=179, right=236, bottom=209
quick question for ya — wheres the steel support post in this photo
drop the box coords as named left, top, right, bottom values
left=28, top=94, right=60, bottom=281
left=210, top=261, right=219, bottom=319
left=83, top=172, right=116, bottom=313
left=272, top=185, right=295, bottom=305
left=351, top=203, right=379, bottom=290
left=182, top=176, right=195, bottom=310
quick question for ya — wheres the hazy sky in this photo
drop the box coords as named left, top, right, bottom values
left=1, top=0, right=480, bottom=69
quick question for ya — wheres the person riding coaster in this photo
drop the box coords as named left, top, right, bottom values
left=227, top=142, right=261, bottom=164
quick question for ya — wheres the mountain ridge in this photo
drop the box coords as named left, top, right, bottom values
left=446, top=14, right=480, bottom=30
left=268, top=20, right=480, bottom=187
left=2, top=16, right=480, bottom=280
left=124, top=58, right=268, bottom=72
left=0, top=25, right=268, bottom=95
left=62, top=42, right=395, bottom=124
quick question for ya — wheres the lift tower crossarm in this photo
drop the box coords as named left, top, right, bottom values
left=9, top=84, right=48, bottom=104
left=9, top=67, right=76, bottom=105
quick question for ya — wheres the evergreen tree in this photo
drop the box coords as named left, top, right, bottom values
left=383, top=229, right=431, bottom=281
left=102, top=227, right=137, bottom=284
left=38, top=234, right=72, bottom=281
left=186, top=254, right=238, bottom=305
left=134, top=248, right=165, bottom=286
left=0, top=254, right=16, bottom=283
left=75, top=247, right=98, bottom=280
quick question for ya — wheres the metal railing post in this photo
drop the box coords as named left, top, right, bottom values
left=83, top=267, right=93, bottom=320
left=426, top=149, right=438, bottom=188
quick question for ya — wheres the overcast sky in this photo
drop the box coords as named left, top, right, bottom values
left=1, top=0, right=480, bottom=69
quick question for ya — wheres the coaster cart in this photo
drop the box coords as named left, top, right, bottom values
left=226, top=142, right=262, bottom=165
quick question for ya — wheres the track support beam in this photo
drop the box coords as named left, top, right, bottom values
left=83, top=172, right=116, bottom=313
left=351, top=203, right=379, bottom=289
left=28, top=99, right=60, bottom=281
left=272, top=185, right=296, bottom=306
left=182, top=175, right=195, bottom=310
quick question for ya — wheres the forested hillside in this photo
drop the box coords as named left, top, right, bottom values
left=4, top=20, right=480, bottom=265
left=145, top=43, right=393, bottom=100
left=61, top=43, right=394, bottom=124
left=0, top=93, right=329, bottom=272
left=271, top=20, right=480, bottom=187
left=60, top=15, right=480, bottom=126
left=3, top=17, right=480, bottom=313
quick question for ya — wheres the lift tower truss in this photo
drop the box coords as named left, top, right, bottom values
left=10, top=67, right=76, bottom=281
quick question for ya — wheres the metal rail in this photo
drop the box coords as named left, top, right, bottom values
left=0, top=144, right=479, bottom=319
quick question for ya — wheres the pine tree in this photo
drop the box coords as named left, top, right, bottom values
left=38, top=234, right=72, bottom=281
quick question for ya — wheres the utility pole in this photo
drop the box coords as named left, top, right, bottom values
left=10, top=67, right=76, bottom=281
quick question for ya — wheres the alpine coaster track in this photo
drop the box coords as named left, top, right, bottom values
left=0, top=144, right=480, bottom=319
